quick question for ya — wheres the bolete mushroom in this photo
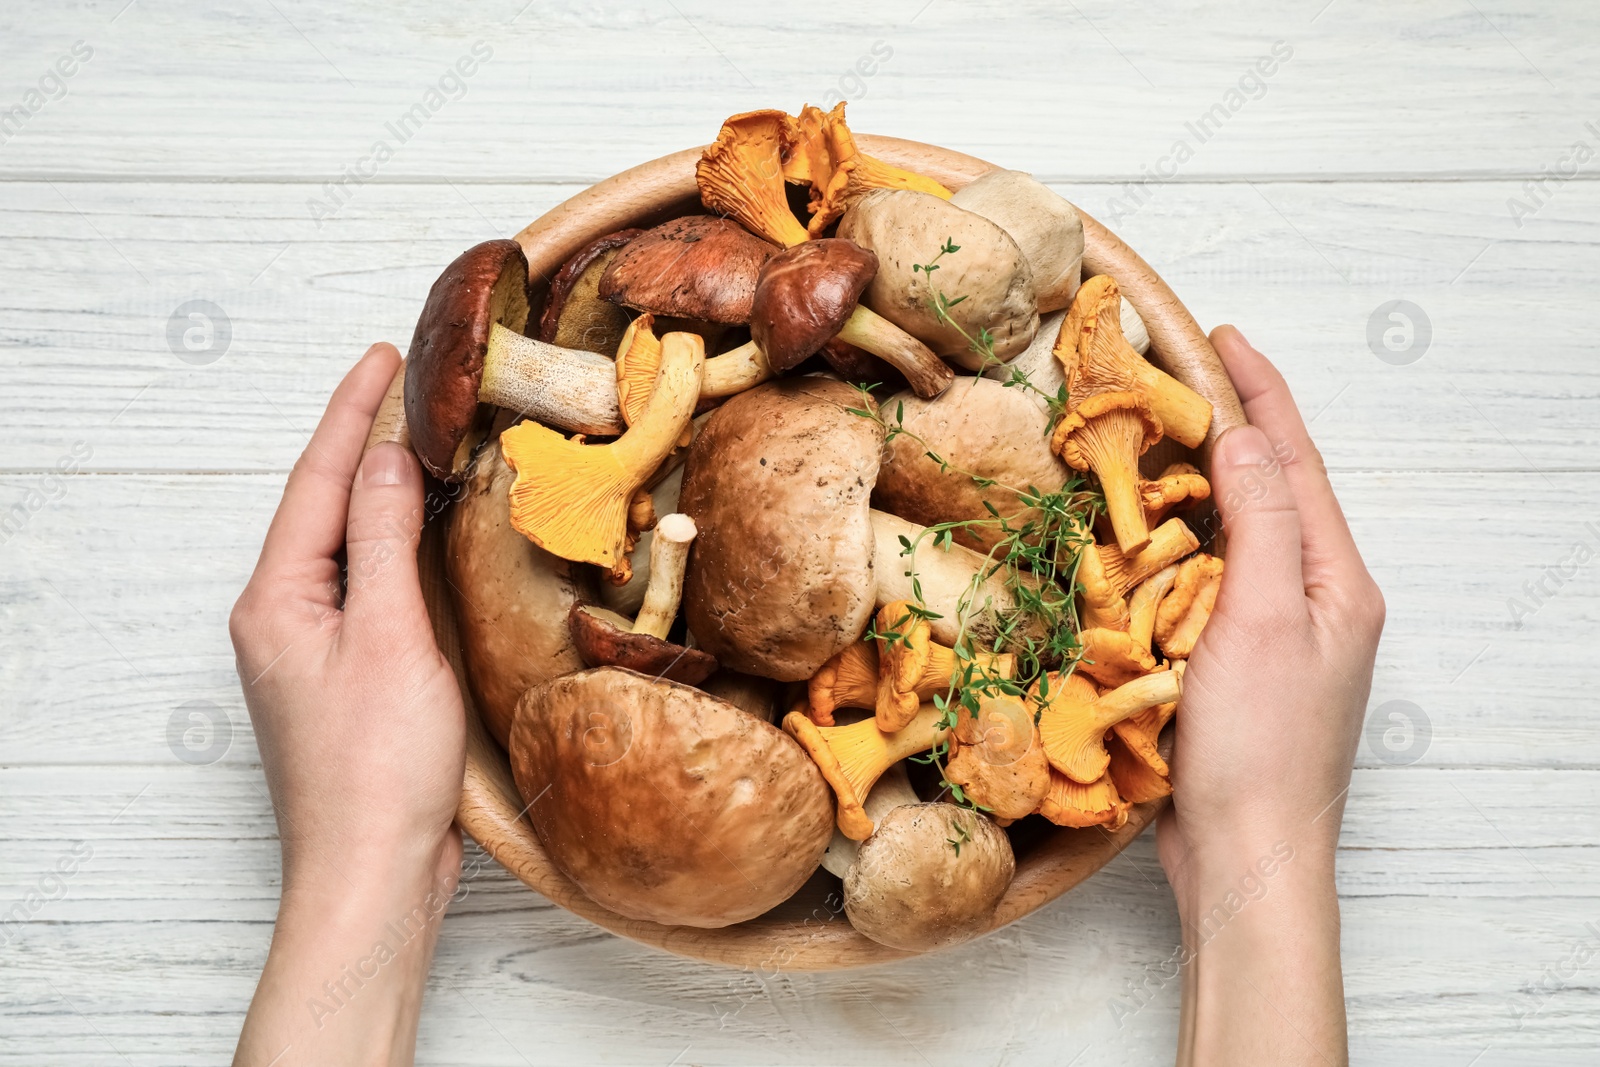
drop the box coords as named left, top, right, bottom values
left=567, top=513, right=718, bottom=685
left=446, top=445, right=594, bottom=748
left=404, top=239, right=627, bottom=480
left=873, top=377, right=1073, bottom=551
left=948, top=169, right=1084, bottom=313
left=499, top=331, right=704, bottom=575
left=1154, top=553, right=1224, bottom=659
left=837, top=189, right=1039, bottom=369
left=750, top=238, right=954, bottom=398
left=1036, top=668, right=1181, bottom=784
left=1051, top=390, right=1163, bottom=555
left=510, top=667, right=834, bottom=927
left=598, top=215, right=778, bottom=325
left=944, top=693, right=1052, bottom=821
left=786, top=102, right=954, bottom=237
left=981, top=309, right=1067, bottom=409
left=1055, top=274, right=1213, bottom=449
left=696, top=109, right=811, bottom=248
left=783, top=701, right=950, bottom=840
left=538, top=227, right=643, bottom=354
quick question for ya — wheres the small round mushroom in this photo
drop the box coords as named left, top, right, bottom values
left=538, top=228, right=643, bottom=354
left=598, top=215, right=778, bottom=325
left=873, top=377, right=1073, bottom=552
left=404, top=239, right=627, bottom=480
left=949, top=169, right=1085, bottom=313
left=447, top=445, right=594, bottom=748
left=509, top=667, right=834, bottom=927
left=750, top=239, right=954, bottom=399
left=837, top=189, right=1039, bottom=370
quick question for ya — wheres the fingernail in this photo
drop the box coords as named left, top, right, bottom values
left=1216, top=424, right=1271, bottom=467
left=362, top=443, right=411, bottom=487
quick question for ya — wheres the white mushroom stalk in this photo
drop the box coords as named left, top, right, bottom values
left=820, top=763, right=920, bottom=878
left=480, top=322, right=625, bottom=435
left=632, top=513, right=696, bottom=640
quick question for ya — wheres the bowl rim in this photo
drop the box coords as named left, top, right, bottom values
left=432, top=135, right=1248, bottom=971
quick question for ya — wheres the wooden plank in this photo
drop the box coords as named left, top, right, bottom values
left=1, top=2, right=1596, bottom=182
left=1, top=178, right=1597, bottom=473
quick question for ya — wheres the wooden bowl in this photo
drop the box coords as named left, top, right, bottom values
left=423, top=137, right=1248, bottom=970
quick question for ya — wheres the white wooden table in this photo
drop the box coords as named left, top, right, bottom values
left=3, top=2, right=1597, bottom=1063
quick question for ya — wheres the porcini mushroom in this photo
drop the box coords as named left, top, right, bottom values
left=787, top=102, right=954, bottom=236
left=500, top=331, right=704, bottom=574
left=696, top=109, right=810, bottom=247
left=837, top=189, right=1039, bottom=369
left=949, top=169, right=1085, bottom=313
left=1154, top=553, right=1224, bottom=659
left=446, top=445, right=594, bottom=748
left=405, top=239, right=628, bottom=480
left=538, top=227, right=642, bottom=354
left=873, top=377, right=1073, bottom=551
left=567, top=513, right=718, bottom=685
left=1052, top=390, right=1162, bottom=555
left=598, top=215, right=778, bottom=325
left=1038, top=769, right=1131, bottom=830
left=1075, top=627, right=1160, bottom=688
left=872, top=601, right=1018, bottom=731
left=510, top=667, right=834, bottom=927
left=750, top=238, right=954, bottom=398
left=1055, top=274, right=1213, bottom=449
left=1036, top=669, right=1182, bottom=784
left=981, top=309, right=1067, bottom=410
left=944, top=693, right=1052, bottom=821
left=783, top=701, right=951, bottom=840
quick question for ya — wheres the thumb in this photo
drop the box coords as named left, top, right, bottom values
left=344, top=442, right=428, bottom=628
left=1210, top=423, right=1305, bottom=616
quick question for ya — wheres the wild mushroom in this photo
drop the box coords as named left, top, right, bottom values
left=981, top=309, right=1067, bottom=411
left=873, top=377, right=1072, bottom=551
left=404, top=239, right=630, bottom=480
left=510, top=667, right=834, bottom=927
left=1075, top=525, right=1130, bottom=631
left=786, top=102, right=954, bottom=236
left=696, top=109, right=810, bottom=247
left=1106, top=734, right=1170, bottom=806
left=598, top=215, right=778, bottom=325
left=949, top=169, right=1084, bottom=313
left=499, top=331, right=704, bottom=575
left=783, top=701, right=950, bottom=840
left=701, top=669, right=783, bottom=723
left=1121, top=297, right=1151, bottom=357
left=446, top=445, right=594, bottom=748
left=819, top=761, right=921, bottom=878
left=750, top=238, right=954, bottom=398
left=1055, top=274, right=1213, bottom=449
left=567, top=513, right=718, bottom=685
left=1155, top=553, right=1224, bottom=659
left=1075, top=627, right=1159, bottom=688
left=871, top=601, right=1018, bottom=731
left=839, top=800, right=1014, bottom=951
left=1141, top=462, right=1211, bottom=525
left=1037, top=769, right=1131, bottom=830
left=837, top=189, right=1039, bottom=369
left=599, top=460, right=684, bottom=615
left=806, top=636, right=1015, bottom=727
left=1036, top=668, right=1181, bottom=784
left=1127, top=563, right=1181, bottom=653
left=944, top=693, right=1052, bottom=821
left=1109, top=660, right=1182, bottom=783
left=1051, top=390, right=1163, bottom=555
left=538, top=227, right=642, bottom=354
left=1097, top=517, right=1201, bottom=599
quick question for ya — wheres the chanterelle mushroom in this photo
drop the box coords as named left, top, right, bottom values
left=1075, top=626, right=1159, bottom=688
left=1036, top=668, right=1181, bottom=784
left=872, top=601, right=1017, bottom=731
left=1127, top=563, right=1182, bottom=654
left=500, top=331, right=704, bottom=575
left=837, top=189, right=1039, bottom=370
left=786, top=102, right=954, bottom=236
left=806, top=636, right=1015, bottom=728
left=1155, top=553, right=1224, bottom=659
left=510, top=667, right=834, bottom=927
left=404, top=239, right=627, bottom=480
left=1038, top=768, right=1131, bottom=830
left=783, top=701, right=950, bottom=840
left=538, top=227, right=642, bottom=354
left=568, top=513, right=718, bottom=685
left=750, top=238, right=954, bottom=398
left=1142, top=462, right=1211, bottom=525
left=1056, top=274, right=1213, bottom=449
left=1097, top=518, right=1201, bottom=600
left=696, top=110, right=810, bottom=247
left=598, top=215, right=778, bottom=325
left=1051, top=390, right=1162, bottom=555
left=949, top=169, right=1085, bottom=313
left=944, top=693, right=1052, bottom=821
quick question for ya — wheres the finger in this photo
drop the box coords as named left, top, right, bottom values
left=342, top=441, right=429, bottom=632
left=1210, top=326, right=1365, bottom=587
left=254, top=344, right=402, bottom=587
left=1210, top=422, right=1306, bottom=623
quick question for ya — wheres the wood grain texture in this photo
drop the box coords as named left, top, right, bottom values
left=3, top=0, right=1598, bottom=1060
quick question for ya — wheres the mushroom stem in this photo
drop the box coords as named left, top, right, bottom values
left=1127, top=564, right=1181, bottom=653
left=481, top=323, right=625, bottom=435
left=834, top=304, right=955, bottom=399
left=1074, top=407, right=1151, bottom=554
left=702, top=339, right=774, bottom=398
left=1099, top=518, right=1200, bottom=599
left=784, top=702, right=951, bottom=840
left=632, top=513, right=696, bottom=640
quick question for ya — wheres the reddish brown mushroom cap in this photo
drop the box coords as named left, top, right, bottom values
left=537, top=227, right=642, bottom=353
left=567, top=602, right=718, bottom=686
left=598, top=216, right=777, bottom=325
left=750, top=238, right=877, bottom=372
left=404, top=238, right=531, bottom=480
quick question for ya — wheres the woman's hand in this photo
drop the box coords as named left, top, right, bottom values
left=230, top=344, right=465, bottom=1067
left=1159, top=326, right=1385, bottom=1066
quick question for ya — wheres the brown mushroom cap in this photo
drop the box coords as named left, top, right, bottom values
left=843, top=803, right=1014, bottom=951
left=598, top=215, right=778, bottom=325
left=567, top=602, right=718, bottom=686
left=874, top=377, right=1073, bottom=551
left=508, top=667, right=835, bottom=928
left=679, top=378, right=884, bottom=681
left=447, top=445, right=594, bottom=748
left=405, top=239, right=531, bottom=480
left=537, top=228, right=642, bottom=354
left=749, top=239, right=877, bottom=372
